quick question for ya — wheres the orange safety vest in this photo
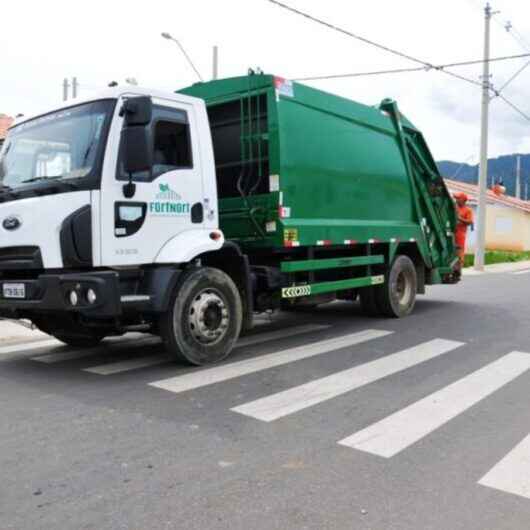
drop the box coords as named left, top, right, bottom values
left=455, top=205, right=473, bottom=248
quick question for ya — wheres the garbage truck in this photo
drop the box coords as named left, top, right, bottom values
left=0, top=73, right=459, bottom=365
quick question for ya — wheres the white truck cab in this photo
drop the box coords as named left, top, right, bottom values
left=0, top=88, right=247, bottom=364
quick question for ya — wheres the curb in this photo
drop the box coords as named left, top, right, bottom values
left=463, top=260, right=530, bottom=276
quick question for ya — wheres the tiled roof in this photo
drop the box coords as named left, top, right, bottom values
left=0, top=114, right=14, bottom=140
left=444, top=178, right=530, bottom=214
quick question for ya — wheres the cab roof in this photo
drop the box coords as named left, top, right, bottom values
left=11, top=86, right=202, bottom=129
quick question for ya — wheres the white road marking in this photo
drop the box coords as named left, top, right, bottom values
left=232, top=339, right=464, bottom=422
left=338, top=352, right=530, bottom=458
left=149, top=329, right=392, bottom=394
left=81, top=325, right=330, bottom=375
left=478, top=433, right=530, bottom=499
left=84, top=354, right=170, bottom=375
left=0, top=339, right=60, bottom=356
left=31, top=337, right=160, bottom=364
left=237, top=324, right=330, bottom=348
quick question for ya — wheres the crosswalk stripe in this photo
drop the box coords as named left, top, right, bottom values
left=149, top=329, right=392, bottom=395
left=84, top=354, right=170, bottom=375
left=338, top=351, right=530, bottom=458
left=31, top=336, right=160, bottom=364
left=82, top=324, right=330, bottom=375
left=0, top=338, right=60, bottom=356
left=237, top=324, right=330, bottom=348
left=232, top=339, right=464, bottom=422
left=478, top=433, right=530, bottom=499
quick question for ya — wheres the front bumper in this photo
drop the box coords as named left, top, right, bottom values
left=0, top=271, right=122, bottom=319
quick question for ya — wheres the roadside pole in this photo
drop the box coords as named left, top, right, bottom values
left=474, top=3, right=494, bottom=271
left=213, top=46, right=219, bottom=80
left=516, top=155, right=521, bottom=199
left=62, top=78, right=70, bottom=102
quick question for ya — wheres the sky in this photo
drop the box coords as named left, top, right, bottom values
left=2, top=0, right=530, bottom=163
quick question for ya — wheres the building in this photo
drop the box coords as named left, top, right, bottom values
left=445, top=178, right=530, bottom=252
left=0, top=114, right=14, bottom=148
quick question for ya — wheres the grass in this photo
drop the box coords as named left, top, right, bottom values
left=464, top=251, right=530, bottom=268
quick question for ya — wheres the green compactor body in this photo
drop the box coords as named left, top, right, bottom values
left=181, top=74, right=459, bottom=313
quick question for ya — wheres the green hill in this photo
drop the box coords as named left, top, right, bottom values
left=437, top=154, right=530, bottom=199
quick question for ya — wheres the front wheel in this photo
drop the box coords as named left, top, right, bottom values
left=159, top=267, right=243, bottom=366
left=375, top=255, right=418, bottom=318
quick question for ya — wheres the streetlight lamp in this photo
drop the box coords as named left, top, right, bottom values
left=161, top=32, right=203, bottom=82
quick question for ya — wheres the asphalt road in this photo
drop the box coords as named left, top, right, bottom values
left=2, top=269, right=530, bottom=530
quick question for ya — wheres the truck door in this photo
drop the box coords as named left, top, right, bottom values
left=99, top=97, right=205, bottom=266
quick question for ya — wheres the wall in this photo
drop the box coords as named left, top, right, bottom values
left=465, top=204, right=530, bottom=252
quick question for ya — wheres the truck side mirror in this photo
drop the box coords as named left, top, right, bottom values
left=121, top=96, right=152, bottom=126
left=120, top=96, right=153, bottom=198
left=122, top=127, right=151, bottom=175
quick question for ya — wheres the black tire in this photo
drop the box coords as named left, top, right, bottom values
left=159, top=267, right=243, bottom=366
left=53, top=333, right=104, bottom=348
left=359, top=286, right=381, bottom=316
left=375, top=255, right=417, bottom=318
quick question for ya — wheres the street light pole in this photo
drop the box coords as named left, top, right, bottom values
left=474, top=3, right=494, bottom=271
left=62, top=78, right=70, bottom=102
left=72, top=77, right=78, bottom=99
left=161, top=32, right=203, bottom=82
left=213, top=45, right=219, bottom=80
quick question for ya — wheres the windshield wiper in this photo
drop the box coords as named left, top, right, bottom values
left=20, top=176, right=79, bottom=189
left=21, top=175, right=64, bottom=184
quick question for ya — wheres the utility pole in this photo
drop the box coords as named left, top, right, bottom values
left=72, top=77, right=78, bottom=99
left=474, top=3, right=495, bottom=271
left=516, top=155, right=521, bottom=199
left=62, top=78, right=70, bottom=101
left=212, top=45, right=219, bottom=80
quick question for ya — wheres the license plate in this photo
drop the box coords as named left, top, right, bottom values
left=2, top=283, right=26, bottom=299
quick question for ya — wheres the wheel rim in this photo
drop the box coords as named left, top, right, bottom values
left=188, top=288, right=229, bottom=345
left=394, top=271, right=412, bottom=307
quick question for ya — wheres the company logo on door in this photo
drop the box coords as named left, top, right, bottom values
left=149, top=183, right=190, bottom=216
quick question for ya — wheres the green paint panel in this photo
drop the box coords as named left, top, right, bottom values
left=282, top=275, right=385, bottom=299
left=180, top=74, right=458, bottom=280
left=281, top=255, right=384, bottom=273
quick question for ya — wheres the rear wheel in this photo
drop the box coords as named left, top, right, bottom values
left=160, top=267, right=242, bottom=365
left=375, top=255, right=417, bottom=318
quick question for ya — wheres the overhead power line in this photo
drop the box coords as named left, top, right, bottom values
left=496, top=59, right=530, bottom=93
left=265, top=0, right=483, bottom=89
left=511, top=27, right=530, bottom=52
left=467, top=0, right=530, bottom=52
left=295, top=52, right=530, bottom=82
left=496, top=94, right=530, bottom=122
left=494, top=18, right=530, bottom=53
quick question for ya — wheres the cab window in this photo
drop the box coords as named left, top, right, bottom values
left=118, top=105, right=193, bottom=182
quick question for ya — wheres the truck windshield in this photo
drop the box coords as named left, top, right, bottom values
left=0, top=100, right=115, bottom=190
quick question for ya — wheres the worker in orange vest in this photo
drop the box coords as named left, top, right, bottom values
left=492, top=179, right=506, bottom=196
left=454, top=192, right=474, bottom=270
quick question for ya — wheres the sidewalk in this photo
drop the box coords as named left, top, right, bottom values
left=0, top=319, right=50, bottom=346
left=463, top=260, right=530, bottom=276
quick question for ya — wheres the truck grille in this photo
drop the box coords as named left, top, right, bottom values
left=0, top=246, right=44, bottom=270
